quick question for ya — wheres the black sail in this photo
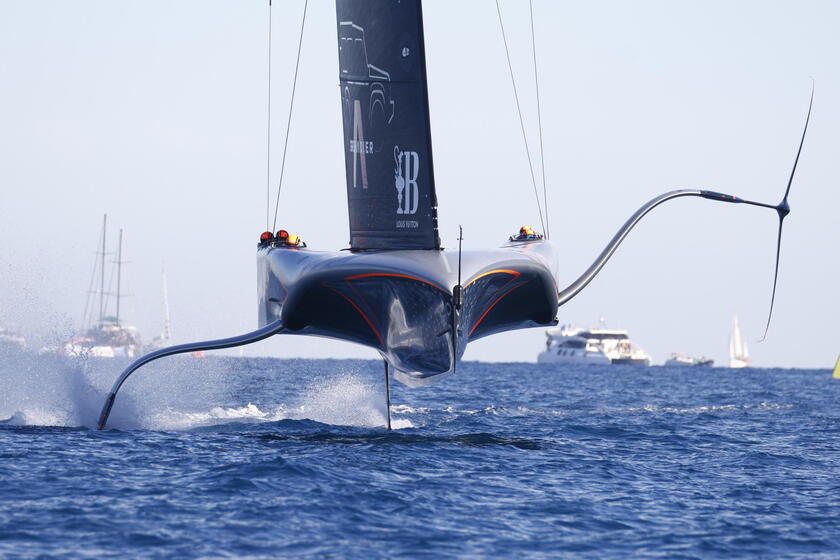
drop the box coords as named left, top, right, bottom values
left=336, top=0, right=440, bottom=250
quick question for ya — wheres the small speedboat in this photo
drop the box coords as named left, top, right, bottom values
left=664, top=353, right=714, bottom=367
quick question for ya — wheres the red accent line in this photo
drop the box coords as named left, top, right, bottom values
left=468, top=281, right=530, bottom=337
left=326, top=286, right=384, bottom=347
left=466, top=271, right=521, bottom=336
left=344, top=272, right=447, bottom=292
left=344, top=278, right=377, bottom=326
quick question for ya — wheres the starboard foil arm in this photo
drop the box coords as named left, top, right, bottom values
left=557, top=188, right=700, bottom=307
left=96, top=319, right=285, bottom=430
left=557, top=83, right=812, bottom=339
left=555, top=188, right=793, bottom=309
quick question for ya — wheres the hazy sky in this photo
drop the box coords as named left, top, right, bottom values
left=1, top=0, right=837, bottom=368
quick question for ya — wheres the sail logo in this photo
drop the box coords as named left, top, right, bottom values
left=350, top=99, right=369, bottom=189
left=394, top=146, right=419, bottom=215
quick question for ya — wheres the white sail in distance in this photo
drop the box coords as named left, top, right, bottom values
left=729, top=315, right=750, bottom=368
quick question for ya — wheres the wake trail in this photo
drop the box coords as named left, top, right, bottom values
left=147, top=373, right=413, bottom=431
left=0, top=353, right=105, bottom=427
left=1, top=355, right=411, bottom=431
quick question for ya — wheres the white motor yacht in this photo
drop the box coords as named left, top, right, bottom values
left=538, top=324, right=650, bottom=366
left=538, top=326, right=611, bottom=365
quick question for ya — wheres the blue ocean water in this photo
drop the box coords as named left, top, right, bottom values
left=1, top=353, right=839, bottom=558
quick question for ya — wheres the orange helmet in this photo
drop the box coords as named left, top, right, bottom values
left=520, top=225, right=534, bottom=235
left=287, top=235, right=300, bottom=246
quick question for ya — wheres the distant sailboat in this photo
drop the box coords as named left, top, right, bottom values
left=97, top=0, right=813, bottom=430
left=145, top=268, right=206, bottom=358
left=64, top=216, right=142, bottom=359
left=729, top=315, right=751, bottom=368
left=146, top=267, right=173, bottom=351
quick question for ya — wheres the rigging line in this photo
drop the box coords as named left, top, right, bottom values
left=81, top=224, right=105, bottom=330
left=98, top=215, right=107, bottom=323
left=81, top=248, right=99, bottom=331
left=104, top=245, right=118, bottom=320
left=495, top=0, right=546, bottom=235
left=265, top=0, right=273, bottom=233
left=529, top=0, right=549, bottom=240
left=271, top=0, right=309, bottom=233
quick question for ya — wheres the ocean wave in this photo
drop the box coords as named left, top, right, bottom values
left=627, top=402, right=794, bottom=414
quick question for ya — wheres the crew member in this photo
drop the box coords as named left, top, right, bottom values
left=275, top=230, right=290, bottom=245
left=277, top=230, right=306, bottom=248
left=511, top=225, right=538, bottom=240
left=259, top=231, right=274, bottom=246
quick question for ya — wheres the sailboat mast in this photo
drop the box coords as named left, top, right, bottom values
left=161, top=267, right=172, bottom=344
left=116, top=229, right=123, bottom=326
left=99, top=214, right=107, bottom=323
left=729, top=315, right=735, bottom=361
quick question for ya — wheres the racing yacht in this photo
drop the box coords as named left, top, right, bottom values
left=96, top=0, right=811, bottom=429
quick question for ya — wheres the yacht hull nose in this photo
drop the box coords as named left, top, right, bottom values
left=257, top=240, right=559, bottom=385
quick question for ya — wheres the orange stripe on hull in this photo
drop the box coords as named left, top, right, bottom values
left=344, top=272, right=447, bottom=292
left=464, top=269, right=520, bottom=287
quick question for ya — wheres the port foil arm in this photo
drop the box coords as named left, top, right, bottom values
left=96, top=319, right=285, bottom=430
left=556, top=188, right=782, bottom=308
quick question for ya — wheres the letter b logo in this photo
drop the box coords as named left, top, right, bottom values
left=394, top=147, right=420, bottom=215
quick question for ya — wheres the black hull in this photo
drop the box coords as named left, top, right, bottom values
left=258, top=240, right=559, bottom=385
